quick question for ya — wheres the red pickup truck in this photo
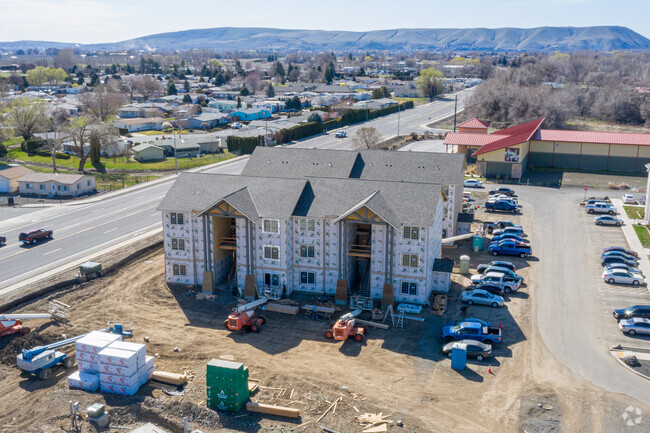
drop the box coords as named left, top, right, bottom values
left=19, top=229, right=53, bottom=244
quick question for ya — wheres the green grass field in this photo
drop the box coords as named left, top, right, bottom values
left=6, top=148, right=235, bottom=171
left=624, top=206, right=645, bottom=220
left=633, top=225, right=650, bottom=248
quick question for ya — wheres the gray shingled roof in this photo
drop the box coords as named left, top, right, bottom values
left=158, top=172, right=440, bottom=227
left=242, top=147, right=465, bottom=185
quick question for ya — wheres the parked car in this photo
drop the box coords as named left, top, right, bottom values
left=601, top=255, right=638, bottom=267
left=618, top=317, right=650, bottom=335
left=471, top=272, right=521, bottom=293
left=231, top=122, right=243, bottom=129
left=18, top=229, right=53, bottom=244
left=594, top=215, right=623, bottom=226
left=335, top=130, right=347, bottom=138
left=490, top=234, right=524, bottom=245
left=603, top=246, right=638, bottom=258
left=477, top=261, right=515, bottom=274
left=488, top=187, right=515, bottom=196
left=585, top=202, right=616, bottom=214
left=472, top=283, right=505, bottom=296
left=605, top=263, right=642, bottom=274
left=601, top=251, right=638, bottom=261
left=492, top=226, right=525, bottom=237
left=483, top=220, right=521, bottom=234
left=441, top=319, right=503, bottom=344
left=488, top=241, right=531, bottom=258
left=580, top=197, right=611, bottom=206
left=613, top=305, right=650, bottom=321
left=602, top=268, right=645, bottom=285
left=441, top=339, right=493, bottom=361
left=476, top=266, right=523, bottom=282
left=485, top=200, right=519, bottom=213
left=0, top=235, right=5, bottom=246
left=622, top=194, right=636, bottom=204
left=464, top=179, right=483, bottom=188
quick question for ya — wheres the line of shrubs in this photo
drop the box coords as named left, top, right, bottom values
left=227, top=135, right=265, bottom=155
left=19, top=139, right=71, bottom=159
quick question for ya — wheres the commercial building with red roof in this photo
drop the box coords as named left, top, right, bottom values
left=444, top=118, right=650, bottom=178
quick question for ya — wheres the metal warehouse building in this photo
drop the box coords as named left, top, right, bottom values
left=444, top=118, right=650, bottom=178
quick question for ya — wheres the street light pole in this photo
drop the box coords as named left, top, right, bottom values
left=397, top=104, right=400, bottom=137
left=173, top=127, right=178, bottom=175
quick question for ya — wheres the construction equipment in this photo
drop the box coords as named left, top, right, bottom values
left=0, top=313, right=52, bottom=337
left=107, top=321, right=133, bottom=337
left=17, top=328, right=113, bottom=380
left=225, top=297, right=268, bottom=332
left=325, top=310, right=367, bottom=342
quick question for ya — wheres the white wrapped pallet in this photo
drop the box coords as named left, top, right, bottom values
left=107, top=341, right=146, bottom=367
left=68, top=371, right=99, bottom=391
left=100, top=382, right=139, bottom=396
left=98, top=348, right=138, bottom=370
left=138, top=356, right=155, bottom=386
left=76, top=332, right=121, bottom=355
left=77, top=360, right=100, bottom=373
left=76, top=351, right=100, bottom=363
left=100, top=371, right=140, bottom=388
left=99, top=362, right=138, bottom=377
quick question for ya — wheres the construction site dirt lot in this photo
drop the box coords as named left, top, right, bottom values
left=0, top=196, right=647, bottom=433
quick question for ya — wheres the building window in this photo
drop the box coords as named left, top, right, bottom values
left=401, top=281, right=417, bottom=295
left=264, top=246, right=279, bottom=260
left=300, top=271, right=315, bottom=285
left=170, top=213, right=184, bottom=225
left=87, top=180, right=91, bottom=186
left=171, top=238, right=185, bottom=250
left=263, top=219, right=279, bottom=233
left=39, top=184, right=46, bottom=191
left=77, top=184, right=81, bottom=190
left=403, top=226, right=419, bottom=240
left=299, top=245, right=315, bottom=258
left=299, top=219, right=315, bottom=232
left=402, top=254, right=419, bottom=268
left=26, top=183, right=33, bottom=189
left=173, top=264, right=187, bottom=276
left=264, top=273, right=279, bottom=286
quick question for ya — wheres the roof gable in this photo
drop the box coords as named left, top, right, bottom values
left=472, top=118, right=545, bottom=157
left=457, top=118, right=490, bottom=129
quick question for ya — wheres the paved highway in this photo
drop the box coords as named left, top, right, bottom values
left=0, top=91, right=470, bottom=296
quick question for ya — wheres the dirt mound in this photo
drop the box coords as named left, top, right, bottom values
left=140, top=397, right=224, bottom=430
left=519, top=391, right=562, bottom=433
left=0, top=332, right=60, bottom=366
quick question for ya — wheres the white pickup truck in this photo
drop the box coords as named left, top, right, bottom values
left=585, top=202, right=616, bottom=215
left=470, top=272, right=521, bottom=293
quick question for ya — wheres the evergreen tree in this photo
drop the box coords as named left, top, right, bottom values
left=239, top=85, right=250, bottom=96
left=167, top=82, right=178, bottom=95
left=183, top=80, right=190, bottom=92
left=266, top=83, right=275, bottom=98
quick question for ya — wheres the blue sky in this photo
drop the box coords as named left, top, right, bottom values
left=1, top=0, right=648, bottom=43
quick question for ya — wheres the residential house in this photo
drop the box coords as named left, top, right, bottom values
left=354, top=98, right=398, bottom=110
left=392, top=84, right=419, bottom=98
left=251, top=100, right=283, bottom=114
left=187, top=113, right=231, bottom=130
left=209, top=99, right=246, bottom=111
left=0, top=165, right=33, bottom=193
left=230, top=108, right=272, bottom=122
left=132, top=143, right=165, bottom=162
left=18, top=173, right=95, bottom=197
left=117, top=104, right=166, bottom=119
left=155, top=140, right=201, bottom=158
left=113, top=117, right=165, bottom=132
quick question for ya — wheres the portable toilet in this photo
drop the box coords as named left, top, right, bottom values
left=451, top=342, right=468, bottom=370
left=459, top=255, right=470, bottom=274
left=472, top=236, right=484, bottom=252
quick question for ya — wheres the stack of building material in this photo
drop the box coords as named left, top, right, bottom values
left=76, top=331, right=123, bottom=373
left=206, top=359, right=249, bottom=412
left=67, top=371, right=100, bottom=391
left=98, top=340, right=152, bottom=396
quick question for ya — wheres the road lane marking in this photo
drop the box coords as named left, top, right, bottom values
left=104, top=228, right=117, bottom=234
left=43, top=248, right=62, bottom=256
left=0, top=204, right=159, bottom=263
left=150, top=213, right=160, bottom=217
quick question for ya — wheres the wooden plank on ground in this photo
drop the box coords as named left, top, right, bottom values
left=316, top=397, right=342, bottom=423
left=363, top=425, right=387, bottom=433
left=355, top=319, right=389, bottom=330
left=265, top=303, right=299, bottom=315
left=302, top=305, right=336, bottom=314
left=246, top=402, right=300, bottom=418
left=151, top=371, right=188, bottom=386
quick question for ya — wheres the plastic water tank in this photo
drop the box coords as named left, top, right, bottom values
left=459, top=255, right=470, bottom=274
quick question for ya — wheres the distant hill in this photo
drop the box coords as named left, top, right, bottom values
left=2, top=26, right=650, bottom=52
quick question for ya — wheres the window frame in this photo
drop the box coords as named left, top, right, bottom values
left=401, top=254, right=419, bottom=268
left=299, top=218, right=315, bottom=232
left=171, top=238, right=185, bottom=251
left=264, top=273, right=280, bottom=287
left=170, top=212, right=184, bottom=225
left=403, top=226, right=419, bottom=240
left=172, top=263, right=187, bottom=276
left=300, top=271, right=315, bottom=285
left=263, top=219, right=279, bottom=233
left=263, top=245, right=280, bottom=260
left=400, top=281, right=417, bottom=295
left=299, top=245, right=315, bottom=258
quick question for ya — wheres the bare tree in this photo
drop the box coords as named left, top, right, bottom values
left=80, top=85, right=125, bottom=121
left=244, top=70, right=262, bottom=93
left=120, top=77, right=138, bottom=102
left=53, top=49, right=77, bottom=71
left=134, top=76, right=161, bottom=101
left=7, top=98, right=47, bottom=141
left=66, top=116, right=118, bottom=172
left=46, top=108, right=69, bottom=172
left=353, top=127, right=382, bottom=149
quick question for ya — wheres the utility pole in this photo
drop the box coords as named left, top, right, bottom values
left=397, top=104, right=400, bottom=137
left=453, top=94, right=458, bottom=133
left=173, top=127, right=178, bottom=175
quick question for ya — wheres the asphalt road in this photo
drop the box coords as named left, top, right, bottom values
left=0, top=91, right=469, bottom=295
left=513, top=185, right=650, bottom=405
